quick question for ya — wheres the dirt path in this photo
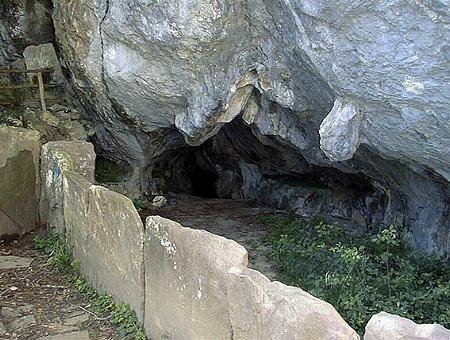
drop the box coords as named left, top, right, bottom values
left=0, top=232, right=117, bottom=340
left=142, top=195, right=280, bottom=281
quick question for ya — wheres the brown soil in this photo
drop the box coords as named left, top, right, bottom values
left=0, top=230, right=119, bottom=340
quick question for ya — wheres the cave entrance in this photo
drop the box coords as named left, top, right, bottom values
left=145, top=116, right=389, bottom=228
left=188, top=163, right=219, bottom=198
left=141, top=116, right=390, bottom=281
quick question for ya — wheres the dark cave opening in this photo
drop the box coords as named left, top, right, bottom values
left=146, top=117, right=389, bottom=228
left=187, top=163, right=219, bottom=198
left=146, top=146, right=221, bottom=199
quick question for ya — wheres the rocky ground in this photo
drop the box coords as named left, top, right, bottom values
left=0, top=232, right=118, bottom=340
left=142, top=194, right=280, bottom=280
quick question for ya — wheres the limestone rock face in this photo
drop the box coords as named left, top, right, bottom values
left=52, top=0, right=450, bottom=173
left=319, top=98, right=362, bottom=162
left=0, top=0, right=54, bottom=65
left=364, top=312, right=450, bottom=340
left=51, top=1, right=450, bottom=254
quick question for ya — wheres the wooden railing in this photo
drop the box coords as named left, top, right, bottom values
left=0, top=68, right=60, bottom=111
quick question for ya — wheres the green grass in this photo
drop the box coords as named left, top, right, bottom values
left=35, top=234, right=147, bottom=340
left=262, top=215, right=450, bottom=334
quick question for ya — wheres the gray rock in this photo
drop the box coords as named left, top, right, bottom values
left=144, top=216, right=248, bottom=340
left=0, top=126, right=41, bottom=238
left=1, top=307, right=21, bottom=319
left=0, top=256, right=33, bottom=270
left=37, top=331, right=90, bottom=340
left=62, top=172, right=145, bottom=322
left=41, top=111, right=60, bottom=128
left=39, top=141, right=96, bottom=233
left=10, top=314, right=36, bottom=331
left=22, top=109, right=64, bottom=142
left=319, top=97, right=361, bottom=162
left=45, top=324, right=78, bottom=334
left=17, top=304, right=34, bottom=314
left=364, top=312, right=450, bottom=340
left=151, top=195, right=167, bottom=208
left=59, top=121, right=88, bottom=141
left=0, top=321, right=6, bottom=334
left=23, top=43, right=63, bottom=83
left=227, top=267, right=359, bottom=340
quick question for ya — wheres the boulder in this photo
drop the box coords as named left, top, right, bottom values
left=40, top=141, right=95, bottom=233
left=151, top=195, right=167, bottom=208
left=0, top=126, right=40, bottom=238
left=23, top=43, right=63, bottom=82
left=364, top=312, right=450, bottom=340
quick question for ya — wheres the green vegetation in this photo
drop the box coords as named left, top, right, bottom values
left=0, top=109, right=20, bottom=126
left=35, top=234, right=147, bottom=340
left=132, top=195, right=149, bottom=212
left=95, top=157, right=123, bottom=183
left=262, top=215, right=450, bottom=334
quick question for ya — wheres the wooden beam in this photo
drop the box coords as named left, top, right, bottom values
left=37, top=71, right=47, bottom=111
left=0, top=68, right=54, bottom=74
left=0, top=84, right=60, bottom=90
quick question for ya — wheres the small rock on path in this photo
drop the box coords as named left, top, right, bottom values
left=0, top=256, right=33, bottom=270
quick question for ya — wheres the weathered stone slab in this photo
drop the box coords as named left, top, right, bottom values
left=62, top=172, right=145, bottom=321
left=144, top=216, right=248, bottom=340
left=144, top=216, right=359, bottom=339
left=37, top=331, right=90, bottom=340
left=40, top=141, right=95, bottom=233
left=23, top=43, right=64, bottom=83
left=227, top=267, right=359, bottom=340
left=0, top=256, right=33, bottom=270
left=364, top=312, right=450, bottom=340
left=0, top=126, right=40, bottom=238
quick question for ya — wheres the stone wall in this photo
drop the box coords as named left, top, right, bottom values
left=144, top=216, right=359, bottom=340
left=38, top=140, right=449, bottom=340
left=40, top=142, right=145, bottom=321
left=364, top=312, right=450, bottom=340
left=0, top=126, right=40, bottom=238
left=40, top=141, right=95, bottom=235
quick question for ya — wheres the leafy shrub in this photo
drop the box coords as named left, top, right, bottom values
left=132, top=196, right=149, bottom=212
left=0, top=109, right=20, bottom=126
left=262, top=215, right=450, bottom=334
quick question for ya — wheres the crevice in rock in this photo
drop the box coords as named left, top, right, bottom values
left=98, top=0, right=111, bottom=108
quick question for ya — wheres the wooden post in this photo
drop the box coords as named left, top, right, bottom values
left=36, top=71, right=47, bottom=112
